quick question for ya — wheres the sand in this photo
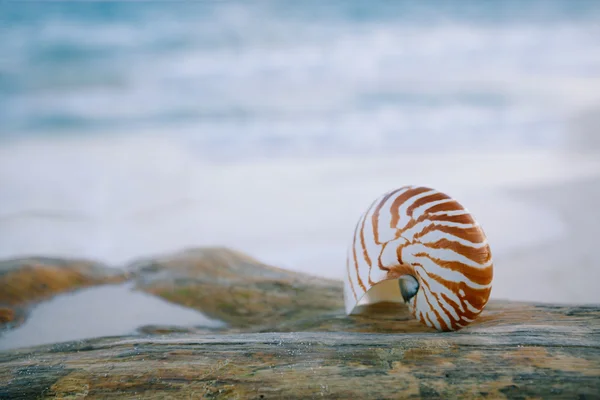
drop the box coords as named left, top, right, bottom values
left=1, top=134, right=599, bottom=304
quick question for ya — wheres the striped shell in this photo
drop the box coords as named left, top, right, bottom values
left=344, top=186, right=493, bottom=331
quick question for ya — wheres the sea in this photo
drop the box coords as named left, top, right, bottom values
left=2, top=0, right=600, bottom=153
left=1, top=0, right=600, bottom=295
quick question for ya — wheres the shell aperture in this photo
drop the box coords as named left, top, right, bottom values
left=398, top=275, right=419, bottom=302
left=344, top=186, right=493, bottom=331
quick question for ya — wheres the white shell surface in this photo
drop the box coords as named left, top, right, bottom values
left=344, top=185, right=493, bottom=331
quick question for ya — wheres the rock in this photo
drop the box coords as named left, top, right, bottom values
left=248, top=299, right=598, bottom=335
left=129, top=247, right=600, bottom=336
left=0, top=257, right=128, bottom=329
left=135, top=324, right=224, bottom=336
left=1, top=248, right=599, bottom=398
left=130, top=247, right=344, bottom=328
left=0, top=303, right=598, bottom=399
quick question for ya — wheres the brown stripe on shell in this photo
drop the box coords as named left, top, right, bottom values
left=346, top=253, right=358, bottom=301
left=371, top=188, right=406, bottom=244
left=424, top=269, right=492, bottom=314
left=426, top=212, right=476, bottom=225
left=351, top=220, right=367, bottom=292
left=391, top=202, right=473, bottom=241
left=418, top=274, right=458, bottom=331
left=425, top=200, right=465, bottom=215
left=424, top=313, right=435, bottom=329
left=421, top=272, right=482, bottom=322
left=376, top=242, right=392, bottom=271
left=419, top=284, right=450, bottom=331
left=422, top=239, right=492, bottom=265
left=414, top=224, right=486, bottom=245
left=389, top=187, right=432, bottom=228
left=406, top=191, right=452, bottom=217
left=440, top=292, right=466, bottom=319
left=359, top=198, right=381, bottom=284
left=414, top=252, right=493, bottom=286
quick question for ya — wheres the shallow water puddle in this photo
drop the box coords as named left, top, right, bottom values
left=0, top=283, right=224, bottom=351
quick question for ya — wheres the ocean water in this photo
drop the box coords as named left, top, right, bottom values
left=1, top=1, right=600, bottom=304
left=1, top=0, right=600, bottom=155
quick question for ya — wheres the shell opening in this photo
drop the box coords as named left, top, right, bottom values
left=398, top=275, right=419, bottom=303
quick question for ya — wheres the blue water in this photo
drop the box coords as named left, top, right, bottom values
left=1, top=0, right=599, bottom=157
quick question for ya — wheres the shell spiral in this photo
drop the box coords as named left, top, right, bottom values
left=344, top=186, right=493, bottom=331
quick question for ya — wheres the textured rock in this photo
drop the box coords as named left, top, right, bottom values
left=1, top=248, right=599, bottom=398
left=0, top=306, right=599, bottom=400
left=131, top=247, right=344, bottom=329
left=0, top=257, right=128, bottom=329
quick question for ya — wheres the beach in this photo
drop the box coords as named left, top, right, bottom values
left=1, top=134, right=599, bottom=305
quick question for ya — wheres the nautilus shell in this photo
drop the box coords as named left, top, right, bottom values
left=344, top=186, right=493, bottom=331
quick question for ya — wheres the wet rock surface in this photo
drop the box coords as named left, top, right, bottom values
left=0, top=247, right=599, bottom=398
left=0, top=323, right=599, bottom=399
left=130, top=247, right=344, bottom=329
